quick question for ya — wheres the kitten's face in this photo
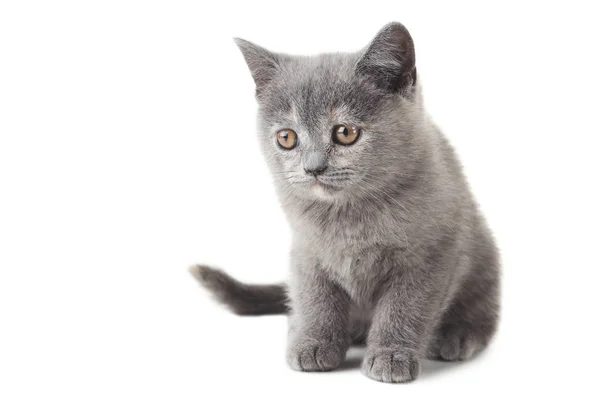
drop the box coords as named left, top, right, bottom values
left=258, top=54, right=395, bottom=200
left=236, top=23, right=421, bottom=202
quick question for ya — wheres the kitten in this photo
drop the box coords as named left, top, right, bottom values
left=190, top=22, right=500, bottom=383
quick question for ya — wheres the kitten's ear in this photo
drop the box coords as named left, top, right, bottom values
left=356, top=22, right=417, bottom=94
left=234, top=38, right=281, bottom=95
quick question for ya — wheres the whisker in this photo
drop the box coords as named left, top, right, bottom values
left=361, top=174, right=441, bottom=232
left=361, top=177, right=410, bottom=214
left=271, top=170, right=301, bottom=175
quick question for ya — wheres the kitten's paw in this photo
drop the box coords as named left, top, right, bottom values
left=287, top=340, right=345, bottom=372
left=362, top=349, right=420, bottom=383
left=427, top=325, right=487, bottom=361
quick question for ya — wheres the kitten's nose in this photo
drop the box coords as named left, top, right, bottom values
left=303, top=151, right=328, bottom=177
left=304, top=165, right=328, bottom=176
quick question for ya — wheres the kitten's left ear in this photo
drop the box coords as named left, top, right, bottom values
left=234, top=38, right=281, bottom=95
left=356, top=22, right=417, bottom=95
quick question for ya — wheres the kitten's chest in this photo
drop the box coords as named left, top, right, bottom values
left=308, top=207, right=406, bottom=247
left=294, top=205, right=412, bottom=303
left=314, top=239, right=404, bottom=306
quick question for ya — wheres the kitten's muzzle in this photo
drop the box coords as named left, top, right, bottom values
left=304, top=165, right=328, bottom=177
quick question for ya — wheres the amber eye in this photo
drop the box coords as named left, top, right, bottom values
left=276, top=129, right=297, bottom=150
left=332, top=124, right=360, bottom=145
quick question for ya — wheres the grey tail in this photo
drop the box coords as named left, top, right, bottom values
left=189, top=265, right=289, bottom=316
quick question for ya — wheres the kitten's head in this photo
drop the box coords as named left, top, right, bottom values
left=236, top=23, right=426, bottom=202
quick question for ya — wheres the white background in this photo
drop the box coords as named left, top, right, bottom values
left=1, top=1, right=599, bottom=398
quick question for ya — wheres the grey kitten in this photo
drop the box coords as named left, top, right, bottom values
left=191, top=22, right=500, bottom=383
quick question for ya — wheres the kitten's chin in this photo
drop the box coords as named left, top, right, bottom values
left=310, top=181, right=332, bottom=200
left=306, top=179, right=346, bottom=201
left=280, top=179, right=348, bottom=202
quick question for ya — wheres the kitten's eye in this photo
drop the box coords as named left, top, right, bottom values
left=276, top=129, right=298, bottom=150
left=332, top=124, right=360, bottom=145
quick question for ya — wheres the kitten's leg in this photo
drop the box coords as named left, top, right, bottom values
left=426, top=264, right=499, bottom=361
left=287, top=262, right=351, bottom=372
left=362, top=267, right=441, bottom=383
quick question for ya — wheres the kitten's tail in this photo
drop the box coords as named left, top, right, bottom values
left=189, top=265, right=289, bottom=315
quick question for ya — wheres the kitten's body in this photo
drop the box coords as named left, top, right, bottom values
left=192, top=23, right=500, bottom=383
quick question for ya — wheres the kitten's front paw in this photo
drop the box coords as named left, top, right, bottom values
left=287, top=340, right=345, bottom=372
left=362, top=349, right=420, bottom=383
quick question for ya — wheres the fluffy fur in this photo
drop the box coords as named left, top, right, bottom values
left=191, top=22, right=500, bottom=383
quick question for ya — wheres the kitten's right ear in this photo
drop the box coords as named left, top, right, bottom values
left=234, top=38, right=281, bottom=95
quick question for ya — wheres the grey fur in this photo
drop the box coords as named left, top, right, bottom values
left=191, top=22, right=500, bottom=383
left=190, top=265, right=288, bottom=315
